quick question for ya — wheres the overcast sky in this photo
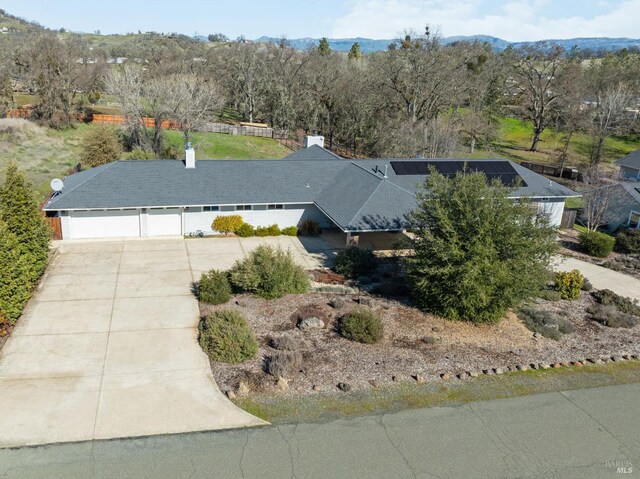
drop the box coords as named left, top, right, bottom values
left=3, top=0, right=639, bottom=41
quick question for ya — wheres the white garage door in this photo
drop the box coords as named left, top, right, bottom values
left=148, top=208, right=182, bottom=236
left=70, top=210, right=140, bottom=239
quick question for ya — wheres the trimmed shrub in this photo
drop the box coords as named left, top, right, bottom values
left=281, top=226, right=298, bottom=236
left=80, top=125, right=122, bottom=167
left=266, top=350, right=303, bottom=377
left=270, top=335, right=300, bottom=351
left=236, top=223, right=255, bottom=238
left=0, top=162, right=51, bottom=284
left=518, top=307, right=575, bottom=340
left=125, top=146, right=155, bottom=160
left=230, top=245, right=310, bottom=299
left=591, top=289, right=640, bottom=317
left=255, top=224, right=280, bottom=237
left=198, top=309, right=258, bottom=363
left=298, top=219, right=321, bottom=236
left=198, top=269, right=232, bottom=305
left=615, top=228, right=640, bottom=254
left=334, top=246, right=376, bottom=278
left=587, top=304, right=638, bottom=328
left=538, top=287, right=562, bottom=302
left=0, top=223, right=32, bottom=324
left=554, top=269, right=583, bottom=300
left=581, top=277, right=593, bottom=291
left=578, top=230, right=615, bottom=258
left=212, top=215, right=243, bottom=235
left=339, top=307, right=384, bottom=344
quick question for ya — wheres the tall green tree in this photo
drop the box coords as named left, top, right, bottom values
left=348, top=42, right=362, bottom=60
left=80, top=126, right=123, bottom=167
left=318, top=37, right=331, bottom=56
left=405, top=170, right=558, bottom=323
left=0, top=221, right=32, bottom=324
left=0, top=162, right=51, bottom=283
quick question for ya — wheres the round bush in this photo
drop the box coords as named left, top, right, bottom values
left=198, top=309, right=258, bottom=363
left=198, top=269, right=232, bottom=305
left=339, top=308, right=384, bottom=344
left=230, top=245, right=309, bottom=299
left=281, top=226, right=298, bottom=236
left=578, top=230, right=615, bottom=258
left=236, top=223, right=255, bottom=238
left=615, top=228, right=640, bottom=254
left=212, top=215, right=243, bottom=235
left=554, top=269, right=583, bottom=300
left=334, top=246, right=376, bottom=278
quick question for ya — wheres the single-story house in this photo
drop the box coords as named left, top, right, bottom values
left=616, top=148, right=640, bottom=180
left=43, top=140, right=577, bottom=240
left=599, top=182, right=640, bottom=230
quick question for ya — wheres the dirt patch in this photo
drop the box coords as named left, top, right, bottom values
left=200, top=289, right=640, bottom=398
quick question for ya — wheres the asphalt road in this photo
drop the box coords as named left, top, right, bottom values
left=1, top=382, right=639, bottom=479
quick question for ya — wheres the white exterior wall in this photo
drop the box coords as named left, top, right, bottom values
left=184, top=203, right=332, bottom=234
left=140, top=209, right=149, bottom=237
left=533, top=199, right=565, bottom=227
left=60, top=212, right=71, bottom=239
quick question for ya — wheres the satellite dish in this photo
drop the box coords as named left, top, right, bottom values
left=50, top=178, right=64, bottom=192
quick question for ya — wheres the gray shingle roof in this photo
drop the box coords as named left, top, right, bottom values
left=616, top=149, right=640, bottom=170
left=283, top=145, right=343, bottom=161
left=44, top=158, right=578, bottom=232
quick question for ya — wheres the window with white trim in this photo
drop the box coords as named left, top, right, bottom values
left=267, top=204, right=284, bottom=210
left=235, top=205, right=252, bottom=211
left=629, top=211, right=640, bottom=229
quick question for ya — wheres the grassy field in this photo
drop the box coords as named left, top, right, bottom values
left=0, top=121, right=290, bottom=198
left=464, top=116, right=640, bottom=169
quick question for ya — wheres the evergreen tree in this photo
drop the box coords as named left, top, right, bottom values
left=318, top=37, right=331, bottom=56
left=404, top=170, right=558, bottom=323
left=0, top=221, right=32, bottom=324
left=0, top=162, right=51, bottom=284
left=348, top=42, right=362, bottom=60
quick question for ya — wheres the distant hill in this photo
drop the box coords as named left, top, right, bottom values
left=0, top=8, right=47, bottom=33
left=255, top=35, right=640, bottom=53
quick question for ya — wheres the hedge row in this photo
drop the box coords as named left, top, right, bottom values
left=211, top=215, right=299, bottom=237
left=0, top=162, right=51, bottom=325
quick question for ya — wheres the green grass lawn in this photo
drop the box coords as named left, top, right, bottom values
left=0, top=121, right=291, bottom=199
left=164, top=129, right=290, bottom=160
left=466, top=116, right=640, bottom=169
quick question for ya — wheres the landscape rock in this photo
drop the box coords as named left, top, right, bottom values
left=493, top=368, right=504, bottom=374
left=623, top=354, right=631, bottom=360
left=440, top=373, right=450, bottom=380
left=552, top=363, right=561, bottom=369
left=516, top=364, right=528, bottom=372
left=431, top=326, right=442, bottom=333
left=337, top=382, right=351, bottom=392
left=392, top=375, right=400, bottom=382
left=539, top=363, right=550, bottom=370
left=529, top=363, right=538, bottom=370
left=586, top=358, right=596, bottom=364
left=632, top=355, right=639, bottom=360
left=456, top=373, right=466, bottom=380
left=612, top=356, right=624, bottom=362
left=533, top=332, right=541, bottom=339
left=369, top=379, right=379, bottom=388
left=298, top=317, right=325, bottom=331
left=482, top=369, right=493, bottom=375
left=357, top=297, right=371, bottom=306
left=276, top=377, right=289, bottom=391
left=226, top=390, right=237, bottom=400
left=237, top=381, right=250, bottom=398
left=312, top=384, right=319, bottom=391
left=414, top=374, right=426, bottom=384
left=329, top=298, right=345, bottom=309
left=468, top=371, right=479, bottom=378
left=573, top=361, right=584, bottom=367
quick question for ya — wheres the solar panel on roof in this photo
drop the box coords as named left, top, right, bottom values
left=390, top=160, right=527, bottom=187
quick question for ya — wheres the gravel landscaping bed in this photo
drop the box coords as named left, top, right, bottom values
left=200, top=289, right=640, bottom=398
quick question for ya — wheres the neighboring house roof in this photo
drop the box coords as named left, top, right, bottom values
left=616, top=149, right=640, bottom=170
left=283, top=144, right=343, bottom=161
left=619, top=181, right=640, bottom=204
left=44, top=158, right=578, bottom=232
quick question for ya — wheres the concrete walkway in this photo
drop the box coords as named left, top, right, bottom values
left=0, top=238, right=265, bottom=448
left=554, top=256, right=640, bottom=301
left=1, top=382, right=639, bottom=478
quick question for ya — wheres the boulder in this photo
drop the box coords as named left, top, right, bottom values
left=298, top=317, right=325, bottom=331
left=440, top=373, right=450, bottom=380
left=337, top=382, right=351, bottom=392
left=329, top=298, right=345, bottom=309
left=414, top=374, right=426, bottom=384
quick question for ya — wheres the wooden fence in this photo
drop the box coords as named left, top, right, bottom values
left=92, top=114, right=180, bottom=130
left=520, top=161, right=580, bottom=181
left=560, top=208, right=578, bottom=229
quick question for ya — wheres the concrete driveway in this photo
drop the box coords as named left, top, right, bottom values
left=0, top=238, right=266, bottom=448
left=554, top=256, right=640, bottom=301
